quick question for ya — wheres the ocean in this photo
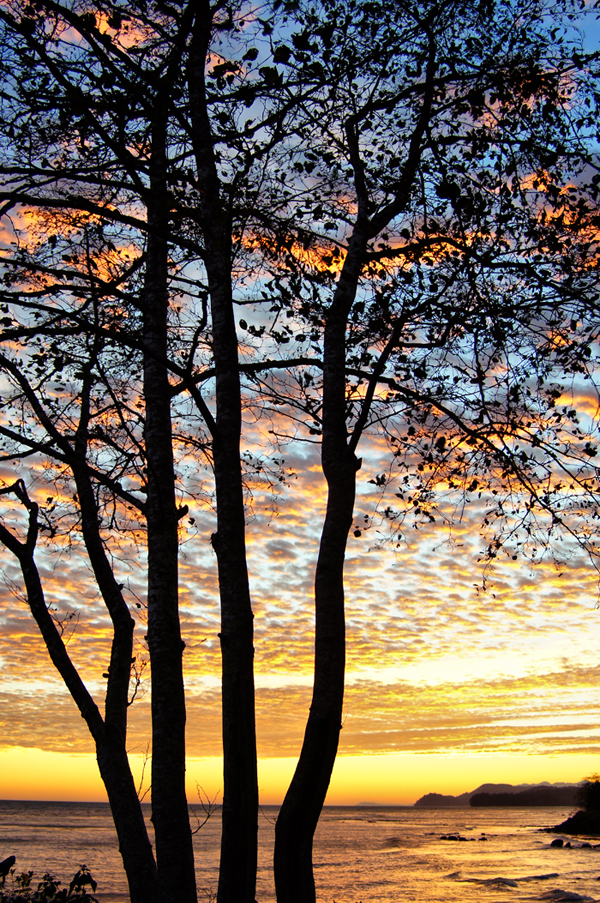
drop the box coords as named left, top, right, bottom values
left=0, top=800, right=599, bottom=902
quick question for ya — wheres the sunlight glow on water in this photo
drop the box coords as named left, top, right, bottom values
left=1, top=802, right=599, bottom=903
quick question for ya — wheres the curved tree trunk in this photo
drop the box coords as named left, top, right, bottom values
left=95, top=740, right=159, bottom=903
left=273, top=36, right=435, bottom=889
left=273, top=459, right=357, bottom=903
left=75, top=457, right=159, bottom=903
left=274, top=218, right=369, bottom=903
left=0, top=494, right=158, bottom=903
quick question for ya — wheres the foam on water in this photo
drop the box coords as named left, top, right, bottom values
left=1, top=801, right=599, bottom=902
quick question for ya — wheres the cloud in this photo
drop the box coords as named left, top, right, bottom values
left=1, top=426, right=599, bottom=769
left=1, top=660, right=598, bottom=760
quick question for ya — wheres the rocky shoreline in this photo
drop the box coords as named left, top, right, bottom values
left=547, top=810, right=600, bottom=837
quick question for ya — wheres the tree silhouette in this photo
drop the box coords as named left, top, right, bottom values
left=576, top=777, right=600, bottom=812
left=0, top=1, right=598, bottom=902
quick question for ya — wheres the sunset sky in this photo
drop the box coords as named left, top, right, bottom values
left=0, top=0, right=599, bottom=812
left=1, top=424, right=599, bottom=806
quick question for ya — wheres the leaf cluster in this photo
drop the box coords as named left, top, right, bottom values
left=0, top=866, right=97, bottom=903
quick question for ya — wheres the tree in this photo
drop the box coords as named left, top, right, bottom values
left=576, top=776, right=600, bottom=811
left=0, top=2, right=266, bottom=900
left=260, top=1, right=600, bottom=899
left=0, top=2, right=599, bottom=903
left=0, top=1, right=331, bottom=898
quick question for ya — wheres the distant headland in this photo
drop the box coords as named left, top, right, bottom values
left=414, top=782, right=579, bottom=808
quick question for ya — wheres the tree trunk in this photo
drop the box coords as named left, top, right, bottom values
left=188, top=8, right=258, bottom=901
left=274, top=459, right=357, bottom=903
left=274, top=226, right=368, bottom=903
left=273, top=66, right=431, bottom=886
left=143, top=115, right=197, bottom=903
left=211, top=298, right=259, bottom=903
left=95, top=739, right=159, bottom=903
left=74, top=463, right=159, bottom=903
left=0, top=503, right=159, bottom=903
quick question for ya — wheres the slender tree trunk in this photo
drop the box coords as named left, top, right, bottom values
left=143, top=115, right=197, bottom=903
left=211, top=305, right=258, bottom=903
left=0, top=502, right=158, bottom=903
left=188, top=8, right=258, bottom=901
left=274, top=227, right=368, bottom=903
left=273, top=71, right=430, bottom=887
left=273, top=460, right=357, bottom=903
left=74, top=463, right=159, bottom=903
left=95, top=740, right=159, bottom=903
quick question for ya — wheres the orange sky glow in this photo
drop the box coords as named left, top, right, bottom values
left=1, top=426, right=599, bottom=805
left=0, top=40, right=599, bottom=805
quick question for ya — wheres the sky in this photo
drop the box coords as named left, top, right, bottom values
left=1, top=428, right=599, bottom=806
left=0, top=1, right=599, bottom=810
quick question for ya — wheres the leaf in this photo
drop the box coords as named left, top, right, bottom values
left=273, top=45, right=292, bottom=64
left=292, top=32, right=312, bottom=51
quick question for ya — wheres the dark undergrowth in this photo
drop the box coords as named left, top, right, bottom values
left=0, top=867, right=98, bottom=902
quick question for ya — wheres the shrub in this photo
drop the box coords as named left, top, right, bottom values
left=0, top=867, right=97, bottom=902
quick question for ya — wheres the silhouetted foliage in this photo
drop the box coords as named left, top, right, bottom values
left=471, top=787, right=578, bottom=807
left=576, top=778, right=600, bottom=812
left=0, top=866, right=97, bottom=903
left=0, top=1, right=599, bottom=902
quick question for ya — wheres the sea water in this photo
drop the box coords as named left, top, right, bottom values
left=1, top=801, right=599, bottom=902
